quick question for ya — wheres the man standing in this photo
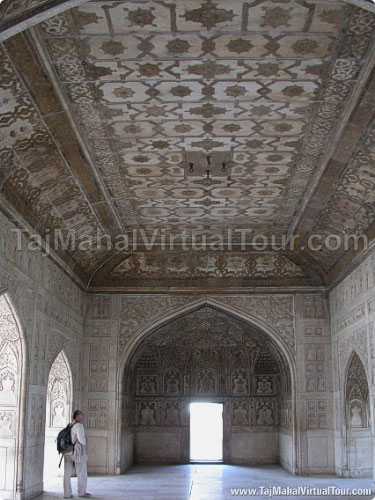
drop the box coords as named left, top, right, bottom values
left=63, top=410, right=91, bottom=498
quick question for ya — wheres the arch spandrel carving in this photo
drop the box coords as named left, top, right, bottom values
left=119, top=295, right=296, bottom=360
left=338, top=328, right=369, bottom=383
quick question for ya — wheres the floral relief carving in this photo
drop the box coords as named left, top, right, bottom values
left=47, top=351, right=71, bottom=428
left=119, top=295, right=295, bottom=354
left=0, top=295, right=22, bottom=437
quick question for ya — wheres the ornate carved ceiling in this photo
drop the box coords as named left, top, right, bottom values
left=1, top=0, right=375, bottom=290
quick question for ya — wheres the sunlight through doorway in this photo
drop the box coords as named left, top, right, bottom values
left=190, top=402, right=223, bottom=462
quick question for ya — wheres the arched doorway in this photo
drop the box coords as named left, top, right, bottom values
left=345, top=352, right=373, bottom=477
left=0, top=292, right=26, bottom=500
left=117, top=304, right=296, bottom=473
left=44, top=350, right=73, bottom=484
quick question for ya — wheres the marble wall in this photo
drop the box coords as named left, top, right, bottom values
left=330, top=251, right=375, bottom=484
left=0, top=211, right=84, bottom=500
left=82, top=291, right=335, bottom=477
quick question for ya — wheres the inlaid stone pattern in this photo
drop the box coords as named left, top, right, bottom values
left=35, top=1, right=375, bottom=248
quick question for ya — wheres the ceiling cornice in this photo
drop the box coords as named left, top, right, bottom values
left=30, top=26, right=127, bottom=237
left=0, top=194, right=87, bottom=290
left=342, top=0, right=375, bottom=13
left=0, top=0, right=90, bottom=42
left=289, top=35, right=375, bottom=239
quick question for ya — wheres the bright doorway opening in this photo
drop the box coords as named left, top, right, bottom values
left=189, top=402, right=223, bottom=462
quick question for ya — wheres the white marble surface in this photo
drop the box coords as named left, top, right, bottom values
left=39, top=464, right=373, bottom=500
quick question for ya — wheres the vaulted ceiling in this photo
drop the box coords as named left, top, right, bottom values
left=1, top=0, right=375, bottom=291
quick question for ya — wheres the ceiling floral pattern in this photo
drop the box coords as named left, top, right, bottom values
left=0, top=0, right=375, bottom=289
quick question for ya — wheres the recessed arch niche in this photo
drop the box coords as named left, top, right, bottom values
left=0, top=292, right=26, bottom=500
left=44, top=350, right=73, bottom=480
left=345, top=352, right=373, bottom=477
left=119, top=305, right=295, bottom=471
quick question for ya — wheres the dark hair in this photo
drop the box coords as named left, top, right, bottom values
left=73, top=410, right=82, bottom=420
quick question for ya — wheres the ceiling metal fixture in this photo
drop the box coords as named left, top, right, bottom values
left=183, top=152, right=232, bottom=183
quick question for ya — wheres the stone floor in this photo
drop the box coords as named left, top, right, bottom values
left=39, top=464, right=374, bottom=500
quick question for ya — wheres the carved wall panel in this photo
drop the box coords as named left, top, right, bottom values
left=89, top=344, right=109, bottom=392
left=279, top=400, right=292, bottom=431
left=89, top=296, right=111, bottom=320
left=304, top=325, right=325, bottom=337
left=232, top=369, right=249, bottom=395
left=305, top=344, right=325, bottom=392
left=29, top=394, right=44, bottom=436
left=32, top=320, right=47, bottom=386
left=306, top=400, right=328, bottom=429
left=369, top=323, right=375, bottom=386
left=163, top=369, right=181, bottom=396
left=303, top=295, right=325, bottom=319
left=88, top=400, right=108, bottom=429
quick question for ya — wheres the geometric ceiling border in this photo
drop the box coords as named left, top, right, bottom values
left=0, top=0, right=90, bottom=42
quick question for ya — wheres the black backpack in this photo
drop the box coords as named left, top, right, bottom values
left=57, top=422, right=77, bottom=467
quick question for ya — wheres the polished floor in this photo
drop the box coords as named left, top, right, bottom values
left=39, top=464, right=374, bottom=500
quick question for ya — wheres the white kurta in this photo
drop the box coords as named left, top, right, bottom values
left=63, top=422, right=88, bottom=497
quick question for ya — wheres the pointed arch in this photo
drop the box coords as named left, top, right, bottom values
left=345, top=352, right=370, bottom=429
left=44, top=348, right=73, bottom=481
left=117, top=297, right=296, bottom=390
left=115, top=297, right=298, bottom=475
left=343, top=348, right=369, bottom=385
left=46, top=349, right=73, bottom=428
left=0, top=290, right=28, bottom=500
left=344, top=350, right=373, bottom=478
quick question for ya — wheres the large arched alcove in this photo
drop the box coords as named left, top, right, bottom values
left=43, top=350, right=73, bottom=484
left=117, top=303, right=296, bottom=473
left=345, top=352, right=373, bottom=478
left=0, top=292, right=27, bottom=500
